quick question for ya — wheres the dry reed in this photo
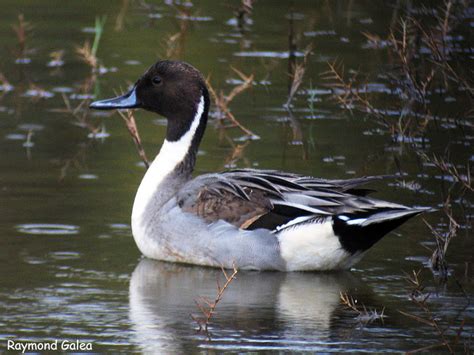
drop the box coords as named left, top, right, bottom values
left=207, top=67, right=258, bottom=138
left=117, top=109, right=150, bottom=168
left=192, top=264, right=238, bottom=335
left=340, top=292, right=386, bottom=325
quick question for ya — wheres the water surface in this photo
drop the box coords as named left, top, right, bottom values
left=0, top=1, right=472, bottom=352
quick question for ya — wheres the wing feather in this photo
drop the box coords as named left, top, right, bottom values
left=178, top=169, right=400, bottom=231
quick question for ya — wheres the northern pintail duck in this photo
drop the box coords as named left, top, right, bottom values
left=90, top=60, right=427, bottom=271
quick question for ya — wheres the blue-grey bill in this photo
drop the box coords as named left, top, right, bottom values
left=89, top=87, right=139, bottom=110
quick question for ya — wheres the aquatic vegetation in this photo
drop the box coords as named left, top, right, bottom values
left=76, top=16, right=107, bottom=72
left=424, top=202, right=459, bottom=280
left=117, top=109, right=150, bottom=168
left=47, top=50, right=65, bottom=68
left=207, top=67, right=258, bottom=139
left=158, top=1, right=194, bottom=58
left=399, top=269, right=470, bottom=353
left=57, top=141, right=94, bottom=182
left=23, top=83, right=54, bottom=100
left=231, top=0, right=254, bottom=31
left=340, top=292, right=386, bottom=326
left=222, top=138, right=251, bottom=169
left=114, top=0, right=130, bottom=32
left=62, top=93, right=99, bottom=133
left=191, top=264, right=238, bottom=336
left=12, top=14, right=33, bottom=64
left=323, top=0, right=472, bottom=138
left=285, top=45, right=312, bottom=108
left=0, top=73, right=14, bottom=92
left=321, top=1, right=472, bottom=289
left=421, top=153, right=473, bottom=194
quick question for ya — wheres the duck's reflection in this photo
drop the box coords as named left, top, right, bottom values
left=129, top=258, right=360, bottom=352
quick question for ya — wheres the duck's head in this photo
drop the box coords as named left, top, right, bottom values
left=90, top=60, right=209, bottom=141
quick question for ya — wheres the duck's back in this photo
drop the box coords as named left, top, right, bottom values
left=169, top=169, right=426, bottom=271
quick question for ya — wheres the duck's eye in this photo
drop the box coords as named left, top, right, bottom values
left=152, top=76, right=162, bottom=85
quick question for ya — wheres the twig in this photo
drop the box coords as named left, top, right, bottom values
left=285, top=44, right=312, bottom=108
left=222, top=133, right=251, bottom=169
left=420, top=153, right=473, bottom=193
left=12, top=14, right=33, bottom=60
left=207, top=68, right=259, bottom=139
left=117, top=109, right=150, bottom=168
left=423, top=196, right=460, bottom=279
left=61, top=93, right=99, bottom=134
left=399, top=269, right=469, bottom=354
left=191, top=263, right=238, bottom=335
left=322, top=60, right=391, bottom=128
left=234, top=0, right=254, bottom=31
left=58, top=141, right=93, bottom=182
left=158, top=0, right=192, bottom=58
left=226, top=67, right=254, bottom=104
left=340, top=292, right=386, bottom=325
left=324, top=2, right=473, bottom=139
left=114, top=0, right=129, bottom=32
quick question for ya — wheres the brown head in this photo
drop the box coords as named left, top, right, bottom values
left=90, top=60, right=210, bottom=142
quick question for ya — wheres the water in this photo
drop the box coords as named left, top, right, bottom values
left=0, top=0, right=472, bottom=352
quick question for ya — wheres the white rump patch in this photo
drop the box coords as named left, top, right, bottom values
left=277, top=219, right=362, bottom=271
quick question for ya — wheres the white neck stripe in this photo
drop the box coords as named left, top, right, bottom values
left=132, top=95, right=205, bottom=221
left=157, top=95, right=204, bottom=168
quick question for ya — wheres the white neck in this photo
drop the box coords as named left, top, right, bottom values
left=131, top=95, right=205, bottom=223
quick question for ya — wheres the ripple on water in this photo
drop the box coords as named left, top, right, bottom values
left=49, top=251, right=81, bottom=260
left=23, top=89, right=54, bottom=99
left=176, top=15, right=212, bottom=21
left=18, top=123, right=45, bottom=131
left=52, top=86, right=74, bottom=93
left=124, top=59, right=142, bottom=65
left=234, top=51, right=305, bottom=58
left=87, top=131, right=110, bottom=139
left=148, top=13, right=162, bottom=19
left=109, top=223, right=130, bottom=230
left=78, top=174, right=98, bottom=180
left=304, top=30, right=337, bottom=37
left=5, top=133, right=27, bottom=140
left=16, top=224, right=80, bottom=236
left=109, top=223, right=131, bottom=236
left=23, top=256, right=48, bottom=265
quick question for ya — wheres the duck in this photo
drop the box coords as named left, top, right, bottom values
left=90, top=60, right=428, bottom=271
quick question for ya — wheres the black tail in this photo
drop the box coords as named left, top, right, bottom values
left=332, top=208, right=429, bottom=254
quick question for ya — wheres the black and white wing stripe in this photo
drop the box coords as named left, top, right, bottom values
left=178, top=168, right=424, bottom=236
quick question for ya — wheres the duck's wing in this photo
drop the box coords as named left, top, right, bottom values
left=177, top=169, right=406, bottom=231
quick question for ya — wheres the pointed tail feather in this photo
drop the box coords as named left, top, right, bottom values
left=352, top=207, right=432, bottom=227
left=333, top=207, right=431, bottom=254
